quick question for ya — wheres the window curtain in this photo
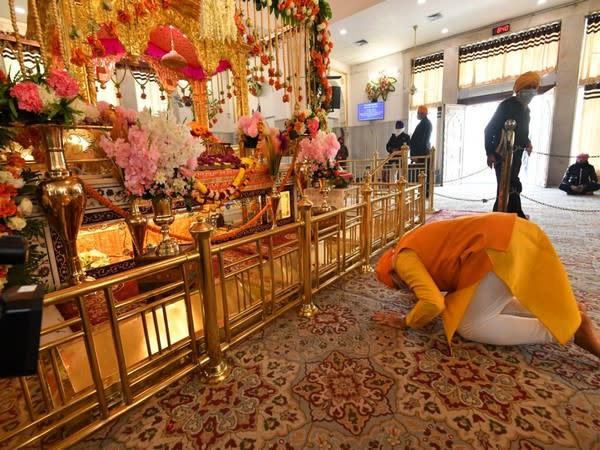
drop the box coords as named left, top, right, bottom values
left=458, top=22, right=560, bottom=89
left=579, top=12, right=600, bottom=85
left=578, top=83, right=600, bottom=161
left=2, top=47, right=43, bottom=79
left=410, top=52, right=443, bottom=109
left=132, top=70, right=169, bottom=113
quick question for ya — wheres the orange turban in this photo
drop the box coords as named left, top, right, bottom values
left=513, top=71, right=541, bottom=93
left=417, top=105, right=428, bottom=114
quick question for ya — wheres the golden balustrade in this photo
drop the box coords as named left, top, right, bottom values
left=0, top=178, right=426, bottom=449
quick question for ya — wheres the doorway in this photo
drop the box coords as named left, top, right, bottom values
left=442, top=89, right=555, bottom=187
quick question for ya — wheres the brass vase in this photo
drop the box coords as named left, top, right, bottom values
left=151, top=197, right=179, bottom=256
left=125, top=197, right=148, bottom=257
left=294, top=160, right=310, bottom=199
left=36, top=124, right=88, bottom=285
left=269, top=187, right=281, bottom=228
left=317, top=178, right=332, bottom=213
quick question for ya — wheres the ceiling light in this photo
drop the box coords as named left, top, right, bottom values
left=441, top=28, right=448, bottom=34
left=537, top=0, right=547, bottom=4
left=340, top=29, right=347, bottom=35
left=417, top=0, right=426, bottom=4
left=15, top=6, right=26, bottom=14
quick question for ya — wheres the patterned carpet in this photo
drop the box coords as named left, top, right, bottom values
left=74, top=185, right=600, bottom=450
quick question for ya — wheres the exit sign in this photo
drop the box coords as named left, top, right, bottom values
left=493, top=24, right=511, bottom=35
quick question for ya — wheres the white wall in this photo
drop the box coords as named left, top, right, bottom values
left=348, top=53, right=407, bottom=128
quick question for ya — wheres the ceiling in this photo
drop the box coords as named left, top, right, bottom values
left=1, top=0, right=578, bottom=67
left=327, top=0, right=578, bottom=66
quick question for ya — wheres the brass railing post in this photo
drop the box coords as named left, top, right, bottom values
left=190, top=219, right=231, bottom=384
left=418, top=172, right=426, bottom=224
left=361, top=172, right=374, bottom=273
left=298, top=196, right=318, bottom=317
left=396, top=177, right=407, bottom=237
left=400, top=143, right=409, bottom=182
left=497, top=119, right=516, bottom=212
left=427, top=146, right=436, bottom=213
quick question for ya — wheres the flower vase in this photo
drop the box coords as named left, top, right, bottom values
left=269, top=187, right=281, bottom=228
left=295, top=161, right=310, bottom=198
left=151, top=197, right=179, bottom=257
left=36, top=124, right=88, bottom=285
left=317, top=178, right=333, bottom=213
left=125, top=197, right=148, bottom=257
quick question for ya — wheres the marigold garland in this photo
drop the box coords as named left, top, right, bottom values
left=193, top=157, right=256, bottom=206
left=211, top=148, right=298, bottom=243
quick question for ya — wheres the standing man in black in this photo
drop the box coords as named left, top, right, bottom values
left=409, top=105, right=432, bottom=193
left=484, top=71, right=540, bottom=219
left=409, top=105, right=432, bottom=160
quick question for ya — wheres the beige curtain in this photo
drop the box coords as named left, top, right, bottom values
left=579, top=13, right=600, bottom=85
left=458, top=22, right=560, bottom=89
left=410, top=52, right=443, bottom=109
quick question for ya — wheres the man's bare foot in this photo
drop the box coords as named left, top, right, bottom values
left=573, top=311, right=600, bottom=359
left=371, top=311, right=406, bottom=329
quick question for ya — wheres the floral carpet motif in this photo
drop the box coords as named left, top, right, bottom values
left=72, top=193, right=600, bottom=450
left=293, top=350, right=394, bottom=435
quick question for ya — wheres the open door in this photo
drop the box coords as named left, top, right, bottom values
left=442, top=104, right=467, bottom=184
left=522, top=87, right=555, bottom=187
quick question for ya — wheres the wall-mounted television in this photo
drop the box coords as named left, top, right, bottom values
left=357, top=101, right=385, bottom=121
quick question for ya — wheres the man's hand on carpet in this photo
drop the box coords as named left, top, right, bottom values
left=371, top=311, right=407, bottom=329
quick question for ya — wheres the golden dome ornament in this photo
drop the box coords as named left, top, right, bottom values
left=161, top=26, right=187, bottom=70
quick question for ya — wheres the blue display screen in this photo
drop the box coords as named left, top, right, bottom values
left=357, top=101, right=384, bottom=121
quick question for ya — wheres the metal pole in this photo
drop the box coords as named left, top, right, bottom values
left=361, top=172, right=374, bottom=273
left=298, top=195, right=318, bottom=317
left=427, top=146, right=436, bottom=213
left=401, top=143, right=409, bottom=182
left=497, top=119, right=516, bottom=212
left=190, top=219, right=231, bottom=384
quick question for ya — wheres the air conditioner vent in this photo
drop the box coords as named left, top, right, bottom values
left=354, top=39, right=368, bottom=46
left=427, top=12, right=443, bottom=22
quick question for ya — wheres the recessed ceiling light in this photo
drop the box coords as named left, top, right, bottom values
left=537, top=0, right=546, bottom=4
left=417, top=0, right=426, bottom=4
left=340, top=29, right=347, bottom=35
left=15, top=6, right=26, bottom=14
left=441, top=28, right=448, bottom=34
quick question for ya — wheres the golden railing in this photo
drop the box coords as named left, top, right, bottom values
left=342, top=144, right=436, bottom=213
left=0, top=179, right=426, bottom=449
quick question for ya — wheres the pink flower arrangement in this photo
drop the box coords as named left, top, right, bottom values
left=8, top=82, right=43, bottom=113
left=238, top=111, right=264, bottom=138
left=237, top=111, right=264, bottom=148
left=297, top=130, right=340, bottom=164
left=1, top=65, right=91, bottom=126
left=45, top=69, right=80, bottom=100
left=100, top=109, right=205, bottom=200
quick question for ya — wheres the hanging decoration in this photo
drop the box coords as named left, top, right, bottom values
left=161, top=26, right=188, bottom=70
left=199, top=0, right=238, bottom=43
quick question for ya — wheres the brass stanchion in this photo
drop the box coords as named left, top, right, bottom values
left=418, top=172, right=426, bottom=224
left=361, top=172, right=374, bottom=273
left=298, top=196, right=318, bottom=317
left=396, top=177, right=407, bottom=238
left=190, top=219, right=231, bottom=384
left=427, top=146, right=436, bottom=213
left=400, top=143, right=409, bottom=182
left=497, top=120, right=516, bottom=212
